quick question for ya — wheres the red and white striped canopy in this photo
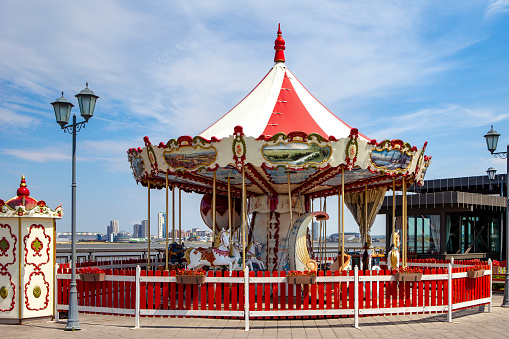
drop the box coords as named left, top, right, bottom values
left=200, top=26, right=370, bottom=141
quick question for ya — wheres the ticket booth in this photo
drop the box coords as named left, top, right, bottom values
left=0, top=176, right=62, bottom=324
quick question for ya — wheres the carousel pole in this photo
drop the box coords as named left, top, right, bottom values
left=147, top=180, right=151, bottom=271
left=172, top=184, right=175, bottom=245
left=165, top=173, right=169, bottom=270
left=392, top=178, right=396, bottom=234
left=364, top=183, right=368, bottom=246
left=287, top=171, right=293, bottom=228
left=228, top=176, right=232, bottom=255
left=212, top=170, right=217, bottom=244
left=318, top=198, right=322, bottom=263
left=242, top=166, right=247, bottom=269
left=402, top=178, right=408, bottom=267
left=324, top=197, right=327, bottom=262
left=341, top=168, right=345, bottom=270
left=179, top=188, right=182, bottom=244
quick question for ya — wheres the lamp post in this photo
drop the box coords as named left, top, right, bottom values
left=51, top=83, right=99, bottom=330
left=484, top=125, right=509, bottom=307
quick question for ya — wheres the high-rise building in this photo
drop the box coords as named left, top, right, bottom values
left=110, top=220, right=119, bottom=234
left=312, top=221, right=319, bottom=241
left=140, top=220, right=148, bottom=238
left=133, top=224, right=141, bottom=238
left=158, top=212, right=166, bottom=239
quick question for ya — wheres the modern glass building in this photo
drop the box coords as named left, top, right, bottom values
left=379, top=174, right=506, bottom=261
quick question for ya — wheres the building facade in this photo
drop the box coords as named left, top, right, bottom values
left=158, top=212, right=166, bottom=239
left=379, top=174, right=506, bottom=261
left=140, top=219, right=148, bottom=238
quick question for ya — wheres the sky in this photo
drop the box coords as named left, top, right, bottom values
left=1, top=1, right=509, bottom=237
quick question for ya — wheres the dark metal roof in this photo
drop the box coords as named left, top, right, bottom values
left=408, top=174, right=506, bottom=196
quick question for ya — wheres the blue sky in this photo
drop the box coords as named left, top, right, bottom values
left=1, top=1, right=508, bottom=236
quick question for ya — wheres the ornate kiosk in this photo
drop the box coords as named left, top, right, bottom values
left=0, top=176, right=62, bottom=324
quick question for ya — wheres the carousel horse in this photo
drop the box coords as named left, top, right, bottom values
left=387, top=230, right=400, bottom=270
left=245, top=240, right=266, bottom=271
left=185, top=229, right=234, bottom=272
left=231, top=240, right=265, bottom=271
left=167, top=242, right=187, bottom=267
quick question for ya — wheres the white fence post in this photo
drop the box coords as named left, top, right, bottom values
left=354, top=266, right=359, bottom=329
left=134, top=265, right=141, bottom=328
left=54, top=263, right=59, bottom=322
left=488, top=258, right=492, bottom=313
left=245, top=265, right=250, bottom=331
left=447, top=262, right=452, bottom=322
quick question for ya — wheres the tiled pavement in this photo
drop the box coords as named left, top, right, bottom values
left=3, top=293, right=508, bottom=338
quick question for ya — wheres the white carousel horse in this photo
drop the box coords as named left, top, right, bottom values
left=245, top=240, right=266, bottom=271
left=387, top=230, right=400, bottom=270
left=231, top=240, right=266, bottom=271
left=184, top=229, right=233, bottom=272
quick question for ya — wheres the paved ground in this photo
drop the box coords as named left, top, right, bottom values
left=3, top=293, right=508, bottom=338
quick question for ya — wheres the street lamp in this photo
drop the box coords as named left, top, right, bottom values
left=51, top=83, right=99, bottom=330
left=483, top=125, right=509, bottom=308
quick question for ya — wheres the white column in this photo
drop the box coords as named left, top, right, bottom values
left=244, top=265, right=250, bottom=331
left=135, top=265, right=141, bottom=328
left=354, top=266, right=359, bottom=329
left=447, top=262, right=452, bottom=322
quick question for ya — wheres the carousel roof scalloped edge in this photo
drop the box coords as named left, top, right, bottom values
left=127, top=126, right=431, bottom=197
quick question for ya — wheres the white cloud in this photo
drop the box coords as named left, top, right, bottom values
left=2, top=146, right=68, bottom=162
left=370, top=104, right=509, bottom=141
left=0, top=107, right=41, bottom=130
left=486, top=0, right=509, bottom=17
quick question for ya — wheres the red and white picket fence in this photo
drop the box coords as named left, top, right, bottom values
left=55, top=259, right=492, bottom=330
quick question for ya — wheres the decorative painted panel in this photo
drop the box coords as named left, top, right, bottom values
left=262, top=142, right=331, bottom=167
left=23, top=224, right=50, bottom=271
left=0, top=271, right=15, bottom=312
left=0, top=224, right=16, bottom=271
left=164, top=145, right=217, bottom=170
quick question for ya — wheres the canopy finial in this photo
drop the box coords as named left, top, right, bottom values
left=274, top=23, right=285, bottom=63
left=17, top=175, right=30, bottom=197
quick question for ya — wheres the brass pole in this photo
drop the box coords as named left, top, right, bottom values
left=402, top=178, right=407, bottom=267
left=228, top=176, right=232, bottom=255
left=341, top=168, right=345, bottom=270
left=212, top=170, right=217, bottom=243
left=242, top=167, right=246, bottom=268
left=324, top=197, right=327, bottom=262
left=165, top=173, right=169, bottom=270
left=319, top=198, right=323, bottom=263
left=287, top=171, right=293, bottom=228
left=172, top=184, right=175, bottom=244
left=147, top=181, right=151, bottom=271
left=179, top=188, right=182, bottom=244
left=392, top=178, right=396, bottom=234
left=364, top=183, right=368, bottom=245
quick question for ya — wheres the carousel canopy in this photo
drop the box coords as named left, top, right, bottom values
left=200, top=25, right=369, bottom=142
left=0, top=176, right=63, bottom=218
left=127, top=26, right=431, bottom=201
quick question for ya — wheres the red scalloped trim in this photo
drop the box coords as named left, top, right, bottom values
left=0, top=224, right=17, bottom=271
left=0, top=271, right=15, bottom=312
left=24, top=270, right=49, bottom=311
left=24, top=224, right=51, bottom=270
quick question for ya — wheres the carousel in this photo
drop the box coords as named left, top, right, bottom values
left=127, top=25, right=431, bottom=273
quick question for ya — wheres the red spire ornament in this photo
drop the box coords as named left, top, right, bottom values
left=274, top=24, right=285, bottom=63
left=17, top=175, right=30, bottom=197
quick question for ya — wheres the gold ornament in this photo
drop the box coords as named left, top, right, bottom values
left=33, top=286, right=41, bottom=298
left=0, top=286, right=7, bottom=299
